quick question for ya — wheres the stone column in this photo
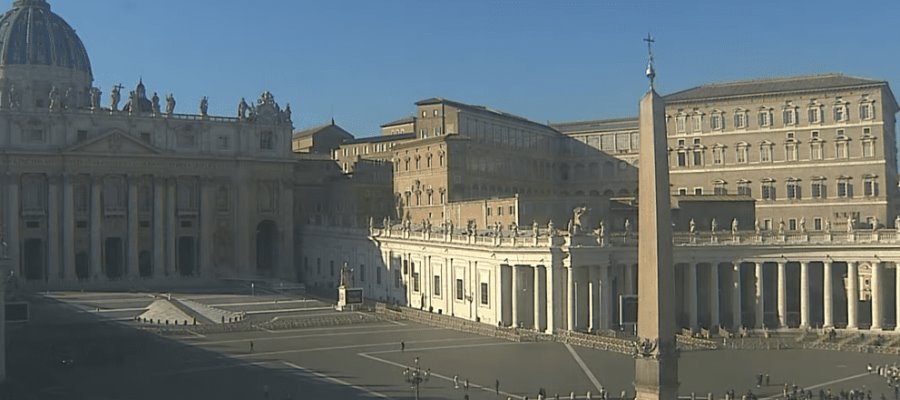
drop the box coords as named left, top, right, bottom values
left=777, top=261, right=787, bottom=328
left=709, top=264, right=719, bottom=328
left=280, top=180, right=294, bottom=279
left=589, top=267, right=600, bottom=331
left=235, top=177, right=251, bottom=276
left=847, top=261, right=858, bottom=329
left=823, top=260, right=834, bottom=328
left=534, top=265, right=544, bottom=332
left=166, top=178, right=177, bottom=277
left=127, top=177, right=139, bottom=278
left=896, top=263, right=900, bottom=332
left=62, top=175, right=75, bottom=281
left=90, top=176, right=103, bottom=280
left=152, top=177, right=165, bottom=279
left=567, top=266, right=576, bottom=331
left=800, top=261, right=810, bottom=328
left=871, top=261, right=883, bottom=331
left=754, top=262, right=764, bottom=329
left=732, top=262, right=742, bottom=329
left=686, top=263, right=698, bottom=330
left=47, top=175, right=61, bottom=282
left=545, top=264, right=556, bottom=335
left=199, top=179, right=214, bottom=277
left=5, top=176, right=19, bottom=279
left=511, top=265, right=519, bottom=328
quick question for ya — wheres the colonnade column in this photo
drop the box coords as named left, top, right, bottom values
left=846, top=261, right=858, bottom=329
left=871, top=261, right=883, bottom=331
left=823, top=260, right=834, bottom=329
left=589, top=267, right=599, bottom=331
left=511, top=265, right=519, bottom=328
left=567, top=266, right=576, bottom=331
left=5, top=175, right=19, bottom=279
left=686, top=263, right=698, bottom=330
left=166, top=178, right=177, bottom=277
left=62, top=175, right=75, bottom=281
left=127, top=177, right=139, bottom=279
left=777, top=261, right=787, bottom=328
left=545, top=264, right=556, bottom=334
left=799, top=261, right=810, bottom=328
left=709, top=264, right=719, bottom=328
left=152, top=177, right=165, bottom=279
left=199, top=179, right=214, bottom=277
left=896, top=263, right=900, bottom=332
left=47, top=176, right=60, bottom=282
left=90, top=176, right=102, bottom=279
left=732, top=262, right=742, bottom=329
left=280, top=180, right=294, bottom=279
left=754, top=262, right=764, bottom=329
left=534, top=265, right=544, bottom=332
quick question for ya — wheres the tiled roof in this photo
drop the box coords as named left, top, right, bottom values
left=415, top=97, right=553, bottom=131
left=552, top=117, right=639, bottom=134
left=342, top=133, right=416, bottom=145
left=664, top=74, right=886, bottom=102
left=381, top=116, right=416, bottom=127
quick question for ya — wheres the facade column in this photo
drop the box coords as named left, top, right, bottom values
left=127, top=177, right=139, bottom=279
left=90, top=176, right=103, bottom=280
left=709, top=264, right=720, bottom=328
left=567, top=266, right=576, bottom=331
left=280, top=180, right=295, bottom=279
left=47, top=175, right=61, bottom=283
left=589, top=267, right=599, bottom=332
left=5, top=175, right=19, bottom=279
left=871, top=261, right=883, bottom=331
left=800, top=261, right=810, bottom=328
left=777, top=261, right=787, bottom=328
left=199, top=179, right=214, bottom=277
left=511, top=265, right=519, bottom=328
left=152, top=177, right=165, bottom=279
left=545, top=264, right=556, bottom=334
left=686, top=263, right=698, bottom=330
left=823, top=260, right=834, bottom=328
left=896, top=263, right=900, bottom=332
left=62, top=175, right=75, bottom=281
left=754, top=262, right=764, bottom=329
left=846, top=261, right=859, bottom=329
left=732, top=262, right=742, bottom=329
left=534, top=265, right=544, bottom=332
left=166, top=178, right=177, bottom=277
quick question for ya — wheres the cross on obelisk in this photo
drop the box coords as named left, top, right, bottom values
left=634, top=34, right=679, bottom=400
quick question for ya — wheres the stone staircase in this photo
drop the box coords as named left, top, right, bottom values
left=173, top=297, right=245, bottom=325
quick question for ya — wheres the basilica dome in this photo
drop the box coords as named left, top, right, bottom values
left=0, top=0, right=91, bottom=75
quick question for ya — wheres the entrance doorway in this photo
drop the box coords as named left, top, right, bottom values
left=256, top=221, right=277, bottom=275
left=178, top=237, right=196, bottom=276
left=23, top=239, right=44, bottom=280
left=75, top=252, right=89, bottom=280
left=104, top=238, right=123, bottom=279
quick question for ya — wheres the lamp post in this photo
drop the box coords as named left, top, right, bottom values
left=402, top=356, right=429, bottom=400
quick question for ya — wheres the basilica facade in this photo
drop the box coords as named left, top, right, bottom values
left=0, top=0, right=296, bottom=287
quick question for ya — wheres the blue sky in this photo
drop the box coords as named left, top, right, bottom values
left=53, top=0, right=900, bottom=137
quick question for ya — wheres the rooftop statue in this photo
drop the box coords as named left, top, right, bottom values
left=199, top=96, right=209, bottom=117
left=110, top=83, right=122, bottom=111
left=165, top=93, right=176, bottom=115
left=90, top=87, right=101, bottom=111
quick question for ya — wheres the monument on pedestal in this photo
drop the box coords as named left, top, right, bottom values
left=633, top=35, right=679, bottom=400
left=336, top=262, right=363, bottom=311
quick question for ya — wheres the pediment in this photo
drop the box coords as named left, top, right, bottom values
left=65, top=131, right=162, bottom=155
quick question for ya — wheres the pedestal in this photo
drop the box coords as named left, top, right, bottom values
left=337, top=285, right=349, bottom=311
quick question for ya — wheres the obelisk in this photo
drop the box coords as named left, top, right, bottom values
left=634, top=35, right=679, bottom=400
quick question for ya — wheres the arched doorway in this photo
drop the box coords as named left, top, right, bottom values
left=178, top=237, right=196, bottom=277
left=23, top=239, right=44, bottom=281
left=75, top=252, right=89, bottom=280
left=104, top=238, right=123, bottom=280
left=256, top=220, right=277, bottom=275
left=139, top=251, right=152, bottom=278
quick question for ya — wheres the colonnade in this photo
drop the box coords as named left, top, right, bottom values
left=678, top=259, right=900, bottom=332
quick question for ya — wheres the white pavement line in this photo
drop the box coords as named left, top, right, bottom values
left=565, top=343, right=604, bottom=393
left=242, top=307, right=334, bottom=315
left=199, top=327, right=441, bottom=345
left=257, top=326, right=277, bottom=334
left=383, top=318, right=406, bottom=326
left=209, top=299, right=315, bottom=307
left=89, top=307, right=148, bottom=313
left=760, top=372, right=872, bottom=400
left=282, top=361, right=393, bottom=399
left=358, top=348, right=526, bottom=400
left=185, top=330, right=206, bottom=339
left=232, top=337, right=490, bottom=359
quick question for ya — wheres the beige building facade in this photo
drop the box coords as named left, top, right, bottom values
left=0, top=0, right=297, bottom=287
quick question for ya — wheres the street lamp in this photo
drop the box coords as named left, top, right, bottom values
left=402, top=356, right=429, bottom=400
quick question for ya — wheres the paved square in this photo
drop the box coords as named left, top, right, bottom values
left=3, top=291, right=897, bottom=400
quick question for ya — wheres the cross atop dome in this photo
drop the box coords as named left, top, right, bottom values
left=644, top=33, right=656, bottom=90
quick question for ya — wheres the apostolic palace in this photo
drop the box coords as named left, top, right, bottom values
left=3, top=0, right=900, bottom=338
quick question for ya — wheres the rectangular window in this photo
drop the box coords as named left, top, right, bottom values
left=412, top=272, right=420, bottom=292
left=509, top=206, right=515, bottom=215
left=789, top=219, right=797, bottom=231
left=860, top=104, right=872, bottom=120
left=736, top=147, right=748, bottom=164
left=811, top=143, right=823, bottom=160
left=713, top=184, right=727, bottom=195
left=862, top=141, right=874, bottom=158
left=359, top=264, right=365, bottom=282
left=864, top=179, right=879, bottom=197
left=734, top=113, right=746, bottom=129
left=814, top=218, right=823, bottom=231
left=760, top=146, right=772, bottom=162
left=836, top=141, right=849, bottom=159
left=787, top=182, right=801, bottom=199
left=710, top=114, right=722, bottom=130
left=837, top=180, right=853, bottom=198
left=783, top=109, right=796, bottom=125
left=678, top=188, right=688, bottom=196
left=694, top=187, right=703, bottom=195
left=762, top=183, right=776, bottom=200
left=434, top=275, right=442, bottom=297
left=834, top=106, right=845, bottom=122
left=486, top=207, right=492, bottom=216
left=713, top=148, right=723, bottom=165
left=692, top=150, right=702, bottom=166
left=758, top=111, right=772, bottom=127
left=676, top=116, right=686, bottom=133
left=737, top=183, right=751, bottom=196
left=692, top=115, right=702, bottom=132
left=811, top=181, right=826, bottom=198
left=456, top=278, right=464, bottom=301
left=677, top=152, right=687, bottom=167
left=480, top=282, right=489, bottom=305
left=785, top=144, right=797, bottom=161
left=808, top=108, right=820, bottom=123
